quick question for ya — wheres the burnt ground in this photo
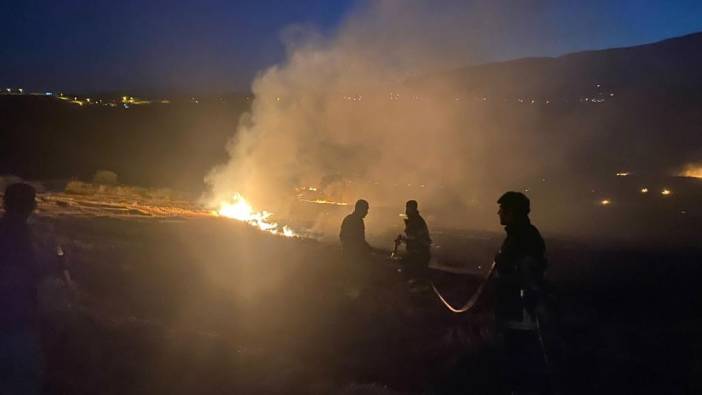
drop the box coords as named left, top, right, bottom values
left=25, top=214, right=702, bottom=394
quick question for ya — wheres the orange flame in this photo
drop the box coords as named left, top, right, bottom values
left=217, top=193, right=297, bottom=237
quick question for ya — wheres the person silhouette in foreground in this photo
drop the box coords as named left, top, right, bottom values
left=339, top=199, right=376, bottom=298
left=0, top=182, right=45, bottom=394
left=0, top=182, right=70, bottom=394
left=494, top=191, right=551, bottom=394
left=339, top=199, right=373, bottom=261
left=396, top=200, right=431, bottom=291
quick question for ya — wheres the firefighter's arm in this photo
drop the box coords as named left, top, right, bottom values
left=518, top=256, right=541, bottom=291
left=402, top=227, right=431, bottom=246
left=518, top=256, right=544, bottom=311
left=417, top=223, right=431, bottom=246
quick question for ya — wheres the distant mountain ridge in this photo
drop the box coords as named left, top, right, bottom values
left=421, top=31, right=702, bottom=99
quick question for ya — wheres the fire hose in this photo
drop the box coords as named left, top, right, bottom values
left=430, top=260, right=496, bottom=313
left=389, top=236, right=495, bottom=313
left=390, top=242, right=559, bottom=392
left=431, top=261, right=559, bottom=393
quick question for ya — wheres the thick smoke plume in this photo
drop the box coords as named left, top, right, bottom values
left=205, top=1, right=577, bottom=236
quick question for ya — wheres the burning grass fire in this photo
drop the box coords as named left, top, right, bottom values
left=297, top=198, right=349, bottom=206
left=680, top=164, right=702, bottom=179
left=217, top=193, right=297, bottom=237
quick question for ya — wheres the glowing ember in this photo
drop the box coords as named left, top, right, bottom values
left=217, top=193, right=298, bottom=237
left=661, top=188, right=672, bottom=196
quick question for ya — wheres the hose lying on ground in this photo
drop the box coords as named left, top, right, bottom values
left=430, top=260, right=496, bottom=313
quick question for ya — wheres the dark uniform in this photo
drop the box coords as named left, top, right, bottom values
left=0, top=217, right=42, bottom=331
left=494, top=218, right=547, bottom=326
left=339, top=213, right=371, bottom=262
left=401, top=214, right=431, bottom=279
left=0, top=217, right=43, bottom=394
left=494, top=217, right=550, bottom=393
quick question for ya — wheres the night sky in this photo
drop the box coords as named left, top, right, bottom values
left=2, top=0, right=702, bottom=93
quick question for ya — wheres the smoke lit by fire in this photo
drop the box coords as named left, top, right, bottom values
left=201, top=1, right=702, bottom=238
left=203, top=1, right=517, bottom=236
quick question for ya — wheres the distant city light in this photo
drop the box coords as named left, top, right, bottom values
left=661, top=188, right=672, bottom=196
left=640, top=187, right=649, bottom=193
left=616, top=172, right=630, bottom=177
left=600, top=199, right=611, bottom=206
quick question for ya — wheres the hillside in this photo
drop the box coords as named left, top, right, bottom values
left=427, top=32, right=702, bottom=100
